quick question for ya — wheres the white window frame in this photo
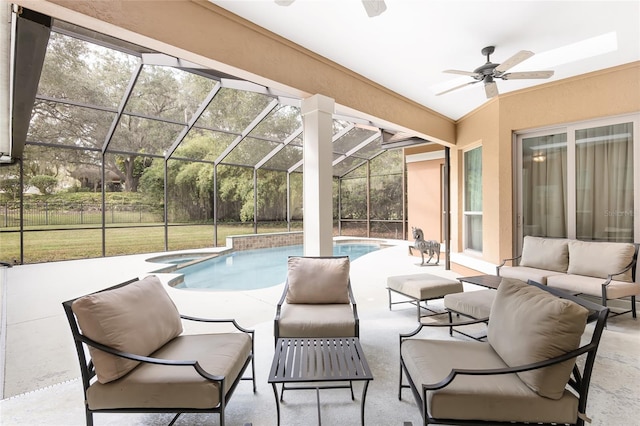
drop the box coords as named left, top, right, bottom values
left=514, top=113, right=640, bottom=254
left=463, top=144, right=483, bottom=253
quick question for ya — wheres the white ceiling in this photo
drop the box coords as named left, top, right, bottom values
left=211, top=0, right=640, bottom=121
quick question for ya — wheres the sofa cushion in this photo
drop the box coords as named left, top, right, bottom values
left=72, top=275, right=183, bottom=384
left=498, top=265, right=564, bottom=285
left=401, top=339, right=579, bottom=423
left=547, top=274, right=640, bottom=300
left=519, top=236, right=569, bottom=273
left=286, top=256, right=350, bottom=304
left=567, top=240, right=635, bottom=282
left=278, top=303, right=356, bottom=338
left=86, top=333, right=252, bottom=409
left=488, top=278, right=588, bottom=400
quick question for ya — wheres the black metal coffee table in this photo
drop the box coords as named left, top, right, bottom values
left=268, top=337, right=373, bottom=426
left=457, top=274, right=503, bottom=289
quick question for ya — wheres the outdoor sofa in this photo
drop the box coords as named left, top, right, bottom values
left=497, top=236, right=639, bottom=317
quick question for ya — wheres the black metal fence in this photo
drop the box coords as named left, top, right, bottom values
left=0, top=202, right=163, bottom=228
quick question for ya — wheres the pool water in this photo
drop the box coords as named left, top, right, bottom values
left=173, top=244, right=379, bottom=291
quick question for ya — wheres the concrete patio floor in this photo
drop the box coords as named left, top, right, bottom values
left=1, top=241, right=638, bottom=425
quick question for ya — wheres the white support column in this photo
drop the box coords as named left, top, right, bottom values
left=0, top=3, right=12, bottom=158
left=301, top=94, right=334, bottom=256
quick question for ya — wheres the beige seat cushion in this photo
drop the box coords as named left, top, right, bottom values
left=519, top=236, right=569, bottom=273
left=277, top=303, right=356, bottom=338
left=498, top=265, right=564, bottom=285
left=567, top=240, right=636, bottom=282
left=401, top=339, right=579, bottom=423
left=444, top=289, right=495, bottom=319
left=72, top=275, right=183, bottom=383
left=488, top=278, right=588, bottom=400
left=387, top=274, right=462, bottom=300
left=286, top=256, right=350, bottom=304
left=547, top=274, right=640, bottom=299
left=86, top=333, right=252, bottom=410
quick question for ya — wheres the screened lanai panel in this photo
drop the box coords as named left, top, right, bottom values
left=166, top=158, right=213, bottom=223
left=333, top=127, right=379, bottom=155
left=257, top=169, right=288, bottom=221
left=248, top=105, right=302, bottom=141
left=173, top=129, right=237, bottom=161
left=27, top=101, right=115, bottom=148
left=340, top=176, right=367, bottom=219
left=223, top=137, right=280, bottom=167
left=23, top=144, right=103, bottom=198
left=107, top=115, right=184, bottom=155
left=37, top=32, right=138, bottom=109
left=216, top=164, right=253, bottom=222
left=124, top=65, right=218, bottom=123
left=370, top=174, right=403, bottom=219
left=371, top=149, right=403, bottom=174
left=352, top=136, right=383, bottom=160
left=290, top=172, right=303, bottom=221
left=333, top=155, right=367, bottom=177
left=262, top=144, right=303, bottom=170
left=194, top=88, right=274, bottom=133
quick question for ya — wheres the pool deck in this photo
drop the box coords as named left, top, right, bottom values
left=1, top=240, right=639, bottom=425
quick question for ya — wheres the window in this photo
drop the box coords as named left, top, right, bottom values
left=517, top=115, right=638, bottom=247
left=464, top=146, right=482, bottom=252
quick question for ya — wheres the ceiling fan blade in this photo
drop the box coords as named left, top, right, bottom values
left=484, top=81, right=499, bottom=98
left=362, top=0, right=387, bottom=17
left=436, top=80, right=480, bottom=96
left=495, top=50, right=534, bottom=73
left=444, top=69, right=480, bottom=77
left=275, top=0, right=295, bottom=5
left=502, top=71, right=555, bottom=80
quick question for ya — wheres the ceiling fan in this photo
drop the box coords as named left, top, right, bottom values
left=275, top=0, right=387, bottom=17
left=437, top=46, right=554, bottom=99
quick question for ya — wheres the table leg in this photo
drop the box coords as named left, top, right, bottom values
left=271, top=383, right=281, bottom=426
left=361, top=380, right=371, bottom=426
left=316, top=387, right=322, bottom=425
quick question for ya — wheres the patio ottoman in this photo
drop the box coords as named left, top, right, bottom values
left=443, top=288, right=496, bottom=340
left=387, top=274, right=463, bottom=321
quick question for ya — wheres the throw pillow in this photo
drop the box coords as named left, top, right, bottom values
left=488, top=278, right=588, bottom=400
left=72, top=275, right=183, bottom=383
left=286, top=256, right=350, bottom=304
left=519, top=236, right=569, bottom=273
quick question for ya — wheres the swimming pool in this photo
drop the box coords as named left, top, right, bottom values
left=172, top=243, right=380, bottom=291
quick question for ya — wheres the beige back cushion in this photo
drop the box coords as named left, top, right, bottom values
left=488, top=278, right=588, bottom=400
left=72, top=275, right=183, bottom=383
left=286, top=256, right=350, bottom=304
left=567, top=240, right=636, bottom=282
left=519, top=236, right=569, bottom=273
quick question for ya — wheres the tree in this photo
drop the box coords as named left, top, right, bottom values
left=0, top=176, right=21, bottom=200
left=29, top=175, right=58, bottom=195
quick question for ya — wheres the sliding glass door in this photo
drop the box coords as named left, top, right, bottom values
left=516, top=115, right=638, bottom=252
left=575, top=122, right=634, bottom=241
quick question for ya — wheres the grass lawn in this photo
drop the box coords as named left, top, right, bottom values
left=0, top=223, right=301, bottom=264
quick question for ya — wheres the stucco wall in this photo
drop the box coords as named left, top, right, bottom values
left=407, top=158, right=443, bottom=243
left=456, top=62, right=640, bottom=265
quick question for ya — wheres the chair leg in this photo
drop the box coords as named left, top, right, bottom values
left=167, top=414, right=181, bottom=426
left=85, top=410, right=93, bottom=426
left=448, top=311, right=453, bottom=336
left=632, top=295, right=637, bottom=319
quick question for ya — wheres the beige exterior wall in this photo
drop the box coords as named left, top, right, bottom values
left=455, top=62, right=640, bottom=266
left=406, top=158, right=443, bottom=243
